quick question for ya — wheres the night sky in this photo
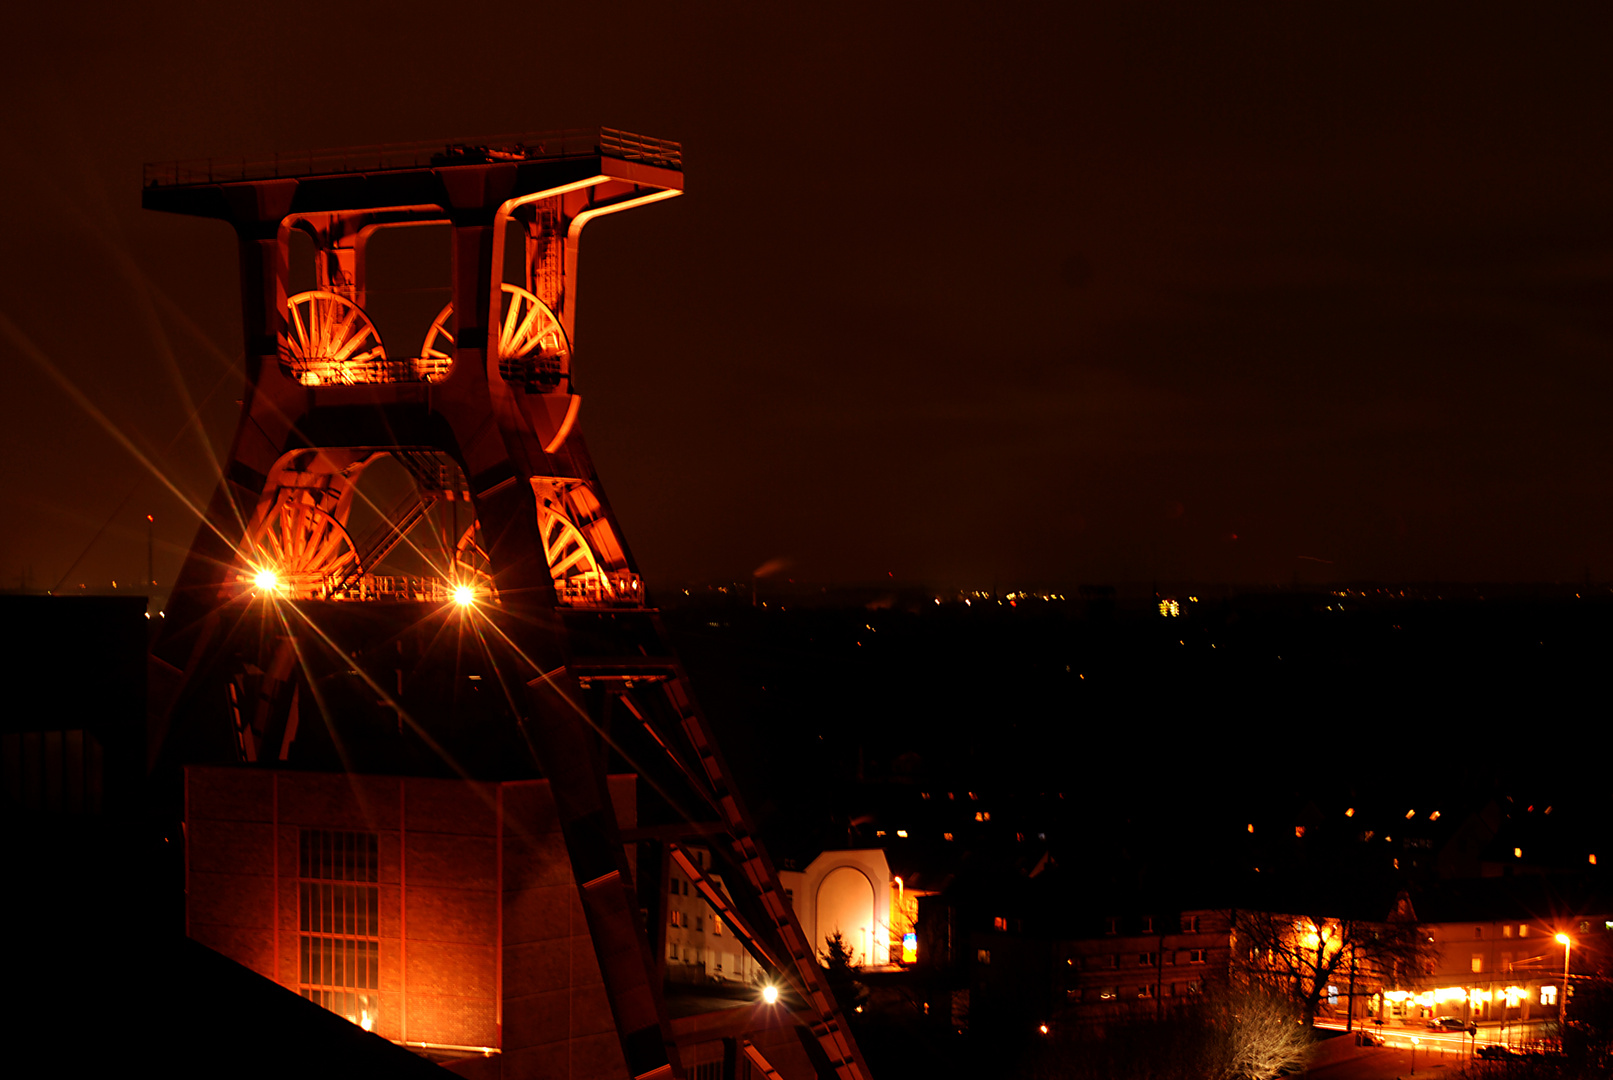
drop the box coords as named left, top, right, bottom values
left=4, top=5, right=1613, bottom=594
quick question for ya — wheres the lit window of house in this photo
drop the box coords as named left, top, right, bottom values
left=1541, top=985, right=1558, bottom=1007
left=976, top=949, right=991, bottom=965
left=993, top=916, right=1008, bottom=931
left=1471, top=955, right=1483, bottom=973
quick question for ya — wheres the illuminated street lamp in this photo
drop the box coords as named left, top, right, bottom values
left=453, top=584, right=476, bottom=608
left=253, top=567, right=281, bottom=594
left=761, top=984, right=779, bottom=1005
left=1555, top=933, right=1572, bottom=1031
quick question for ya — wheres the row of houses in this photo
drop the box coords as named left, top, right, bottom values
left=653, top=829, right=1613, bottom=1045
left=912, top=885, right=1611, bottom=1038
left=655, top=834, right=1612, bottom=1044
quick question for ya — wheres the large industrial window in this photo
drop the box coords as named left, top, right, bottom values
left=298, top=829, right=380, bottom=1029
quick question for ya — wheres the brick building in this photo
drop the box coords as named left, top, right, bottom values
left=1052, top=909, right=1233, bottom=1017
left=186, top=766, right=813, bottom=1078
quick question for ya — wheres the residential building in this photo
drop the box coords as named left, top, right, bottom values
left=665, top=847, right=765, bottom=986
left=1367, top=909, right=1613, bottom=1032
left=1053, top=909, right=1233, bottom=1018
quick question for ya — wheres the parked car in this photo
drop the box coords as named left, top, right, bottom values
left=1476, top=1045, right=1516, bottom=1060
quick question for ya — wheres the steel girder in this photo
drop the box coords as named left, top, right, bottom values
left=144, top=135, right=872, bottom=1080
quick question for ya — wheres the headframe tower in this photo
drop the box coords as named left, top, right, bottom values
left=144, top=130, right=871, bottom=1080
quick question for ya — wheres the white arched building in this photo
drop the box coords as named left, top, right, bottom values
left=778, top=850, right=894, bottom=968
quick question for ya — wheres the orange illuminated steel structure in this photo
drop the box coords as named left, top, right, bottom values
left=145, top=130, right=871, bottom=1080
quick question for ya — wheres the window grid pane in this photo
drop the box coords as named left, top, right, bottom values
left=297, top=829, right=380, bottom=1027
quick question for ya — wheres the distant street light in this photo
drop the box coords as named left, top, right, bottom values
left=1556, top=933, right=1572, bottom=1031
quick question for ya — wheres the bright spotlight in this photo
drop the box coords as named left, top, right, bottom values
left=1556, top=933, right=1572, bottom=946
left=453, top=585, right=476, bottom=607
left=761, top=985, right=779, bottom=1005
left=253, top=568, right=281, bottom=593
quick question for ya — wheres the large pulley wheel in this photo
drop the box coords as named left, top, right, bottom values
left=279, top=290, right=387, bottom=385
left=537, top=504, right=616, bottom=602
left=250, top=497, right=359, bottom=593
left=420, top=284, right=570, bottom=390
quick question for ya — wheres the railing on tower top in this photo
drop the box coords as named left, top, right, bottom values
left=143, top=127, right=682, bottom=188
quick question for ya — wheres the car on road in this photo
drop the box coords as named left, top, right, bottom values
left=1426, top=1016, right=1467, bottom=1031
left=1476, top=1045, right=1516, bottom=1060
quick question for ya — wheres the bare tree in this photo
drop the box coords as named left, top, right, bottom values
left=1232, top=908, right=1433, bottom=1025
left=1212, top=987, right=1314, bottom=1080
left=1021, top=988, right=1309, bottom=1080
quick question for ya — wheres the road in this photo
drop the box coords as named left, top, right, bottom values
left=1305, top=1019, right=1553, bottom=1079
left=1316, top=1018, right=1551, bottom=1046
left=1303, top=1044, right=1452, bottom=1080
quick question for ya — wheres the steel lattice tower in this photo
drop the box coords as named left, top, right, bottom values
left=144, top=130, right=872, bottom=1080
